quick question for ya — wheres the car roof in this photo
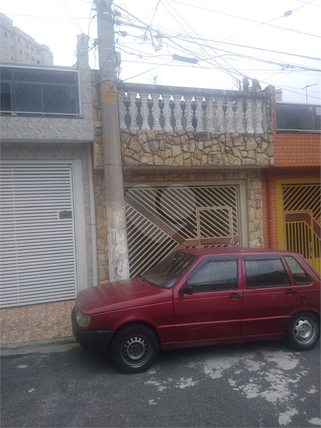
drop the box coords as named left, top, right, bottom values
left=178, top=247, right=294, bottom=256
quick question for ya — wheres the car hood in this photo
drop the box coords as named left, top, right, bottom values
left=76, top=277, right=172, bottom=315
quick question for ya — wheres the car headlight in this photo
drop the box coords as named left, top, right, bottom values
left=76, top=309, right=90, bottom=329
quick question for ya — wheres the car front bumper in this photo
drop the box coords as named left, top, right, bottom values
left=71, top=307, right=115, bottom=353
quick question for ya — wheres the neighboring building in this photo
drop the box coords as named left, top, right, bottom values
left=0, top=36, right=94, bottom=343
left=0, top=13, right=53, bottom=65
left=264, top=102, right=321, bottom=274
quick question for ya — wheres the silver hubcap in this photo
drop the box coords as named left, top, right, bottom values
left=294, top=318, right=315, bottom=344
left=121, top=336, right=149, bottom=367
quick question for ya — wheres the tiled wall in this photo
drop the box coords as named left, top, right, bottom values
left=0, top=300, right=75, bottom=344
left=274, top=133, right=321, bottom=167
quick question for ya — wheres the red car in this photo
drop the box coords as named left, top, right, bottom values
left=72, top=248, right=320, bottom=374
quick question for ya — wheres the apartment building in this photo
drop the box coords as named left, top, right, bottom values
left=0, top=13, right=53, bottom=65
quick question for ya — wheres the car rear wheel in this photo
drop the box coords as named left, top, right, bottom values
left=110, top=324, right=159, bottom=374
left=285, top=311, right=320, bottom=351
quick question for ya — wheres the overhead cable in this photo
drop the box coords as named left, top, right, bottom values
left=168, top=0, right=321, bottom=39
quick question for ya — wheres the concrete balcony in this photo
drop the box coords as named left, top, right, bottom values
left=117, top=82, right=269, bottom=134
left=116, top=83, right=274, bottom=169
left=0, top=65, right=94, bottom=143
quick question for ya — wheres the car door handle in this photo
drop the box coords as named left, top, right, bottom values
left=229, top=293, right=243, bottom=299
left=285, top=289, right=298, bottom=295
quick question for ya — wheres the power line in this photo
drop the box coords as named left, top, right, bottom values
left=56, top=0, right=85, bottom=34
left=135, top=0, right=162, bottom=63
left=267, top=81, right=321, bottom=101
left=122, top=59, right=174, bottom=81
left=120, top=57, right=321, bottom=78
left=116, top=10, right=321, bottom=63
left=221, top=0, right=317, bottom=41
left=168, top=0, right=321, bottom=39
left=118, top=22, right=321, bottom=74
left=294, top=0, right=321, bottom=7
left=160, top=0, right=245, bottom=81
left=119, top=59, right=321, bottom=100
left=167, top=36, right=321, bottom=72
left=1, top=13, right=90, bottom=19
left=115, top=1, right=321, bottom=94
left=185, top=37, right=321, bottom=63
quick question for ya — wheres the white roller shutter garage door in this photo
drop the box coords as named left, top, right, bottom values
left=0, top=162, right=77, bottom=308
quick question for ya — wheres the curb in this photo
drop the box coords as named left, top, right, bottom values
left=1, top=336, right=79, bottom=357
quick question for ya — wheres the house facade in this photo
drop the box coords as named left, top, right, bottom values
left=0, top=58, right=96, bottom=343
left=266, top=102, right=321, bottom=274
left=93, top=79, right=275, bottom=282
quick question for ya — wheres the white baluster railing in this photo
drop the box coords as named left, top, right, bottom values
left=205, top=97, right=215, bottom=132
left=118, top=92, right=127, bottom=129
left=128, top=92, right=139, bottom=131
left=245, top=99, right=255, bottom=134
left=255, top=100, right=264, bottom=133
left=185, top=97, right=194, bottom=132
left=140, top=95, right=150, bottom=131
left=195, top=97, right=205, bottom=132
left=162, top=95, right=172, bottom=132
left=235, top=99, right=245, bottom=133
left=117, top=85, right=267, bottom=134
left=173, top=96, right=184, bottom=131
left=151, top=95, right=162, bottom=131
left=226, top=100, right=235, bottom=133
left=216, top=99, right=225, bottom=132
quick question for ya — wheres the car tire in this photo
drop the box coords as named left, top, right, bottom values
left=110, top=324, right=159, bottom=374
left=285, top=311, right=320, bottom=351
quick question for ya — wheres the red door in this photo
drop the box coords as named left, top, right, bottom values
left=173, top=256, right=243, bottom=344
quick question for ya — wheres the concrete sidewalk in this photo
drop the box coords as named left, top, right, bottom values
left=1, top=336, right=79, bottom=356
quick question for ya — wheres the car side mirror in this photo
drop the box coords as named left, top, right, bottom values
left=180, top=283, right=194, bottom=295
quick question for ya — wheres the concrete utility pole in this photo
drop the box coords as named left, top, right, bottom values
left=94, top=0, right=130, bottom=282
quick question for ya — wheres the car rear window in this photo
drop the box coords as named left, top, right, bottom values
left=245, top=258, right=290, bottom=288
left=284, top=256, right=312, bottom=285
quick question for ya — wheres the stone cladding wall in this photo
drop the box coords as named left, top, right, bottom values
left=120, top=130, right=274, bottom=168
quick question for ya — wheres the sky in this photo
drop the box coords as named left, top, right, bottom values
left=2, top=0, right=321, bottom=103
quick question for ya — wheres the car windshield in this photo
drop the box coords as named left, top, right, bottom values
left=142, top=251, right=197, bottom=288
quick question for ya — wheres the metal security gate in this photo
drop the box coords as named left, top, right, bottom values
left=125, top=185, right=240, bottom=277
left=277, top=181, right=321, bottom=274
left=0, top=163, right=77, bottom=308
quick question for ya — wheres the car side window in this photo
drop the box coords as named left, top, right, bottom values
left=284, top=256, right=311, bottom=285
left=186, top=259, right=238, bottom=292
left=245, top=259, right=290, bottom=288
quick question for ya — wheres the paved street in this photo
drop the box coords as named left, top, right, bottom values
left=1, top=339, right=320, bottom=427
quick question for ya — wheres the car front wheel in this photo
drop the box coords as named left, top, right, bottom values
left=285, top=311, right=320, bottom=351
left=110, top=324, right=159, bottom=374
